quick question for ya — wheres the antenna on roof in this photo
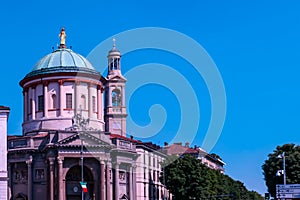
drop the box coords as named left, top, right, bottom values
left=52, top=47, right=54, bottom=52
left=70, top=45, right=72, bottom=50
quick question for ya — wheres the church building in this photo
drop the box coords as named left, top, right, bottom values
left=6, top=29, right=170, bottom=200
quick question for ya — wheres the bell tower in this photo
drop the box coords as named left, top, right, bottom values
left=104, top=39, right=127, bottom=136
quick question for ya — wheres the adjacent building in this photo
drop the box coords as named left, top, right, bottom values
left=0, top=106, right=10, bottom=200
left=164, top=142, right=225, bottom=173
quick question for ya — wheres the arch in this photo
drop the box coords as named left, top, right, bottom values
left=14, top=193, right=27, bottom=200
left=65, top=165, right=94, bottom=200
left=52, top=94, right=57, bottom=109
left=81, top=95, right=86, bottom=110
left=112, top=89, right=121, bottom=107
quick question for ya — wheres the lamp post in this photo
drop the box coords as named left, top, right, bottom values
left=283, top=152, right=286, bottom=186
left=277, top=152, right=286, bottom=186
left=81, top=135, right=84, bottom=200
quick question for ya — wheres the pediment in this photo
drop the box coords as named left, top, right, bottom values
left=107, top=74, right=127, bottom=82
left=57, top=132, right=112, bottom=148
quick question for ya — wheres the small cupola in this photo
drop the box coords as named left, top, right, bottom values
left=107, top=38, right=121, bottom=74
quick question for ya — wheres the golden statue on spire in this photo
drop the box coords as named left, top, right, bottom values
left=59, top=27, right=66, bottom=48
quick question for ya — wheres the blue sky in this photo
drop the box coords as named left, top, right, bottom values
left=1, top=0, right=300, bottom=195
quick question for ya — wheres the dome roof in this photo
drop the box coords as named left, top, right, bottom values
left=108, top=38, right=121, bottom=57
left=108, top=47, right=121, bottom=57
left=25, top=48, right=100, bottom=78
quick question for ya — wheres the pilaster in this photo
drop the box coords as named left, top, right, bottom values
left=48, top=157, right=55, bottom=200
left=32, top=87, right=36, bottom=119
left=114, top=162, right=119, bottom=200
left=26, top=156, right=33, bottom=200
left=100, top=161, right=105, bottom=200
left=43, top=82, right=48, bottom=118
left=59, top=80, right=64, bottom=116
left=57, top=157, right=64, bottom=200
left=106, top=162, right=111, bottom=200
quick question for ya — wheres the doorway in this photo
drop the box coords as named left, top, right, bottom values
left=65, top=165, right=94, bottom=200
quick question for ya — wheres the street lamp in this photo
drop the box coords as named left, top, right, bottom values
left=81, top=134, right=84, bottom=200
left=277, top=152, right=286, bottom=185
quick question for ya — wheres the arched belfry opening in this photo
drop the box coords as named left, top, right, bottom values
left=65, top=165, right=94, bottom=200
left=112, top=89, right=121, bottom=107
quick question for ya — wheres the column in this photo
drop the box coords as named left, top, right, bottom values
left=122, top=86, right=126, bottom=107
left=100, top=161, right=105, bottom=200
left=44, top=82, right=48, bottom=118
left=23, top=89, right=28, bottom=121
left=132, top=165, right=137, bottom=200
left=75, top=81, right=80, bottom=113
left=32, top=87, right=36, bottom=119
left=59, top=80, right=63, bottom=116
left=97, top=86, right=102, bottom=120
left=114, top=163, right=119, bottom=200
left=88, top=83, right=93, bottom=118
left=108, top=86, right=112, bottom=106
left=106, top=163, right=111, bottom=200
left=26, top=156, right=33, bottom=200
left=58, top=157, right=64, bottom=200
left=128, top=166, right=133, bottom=200
left=49, top=157, right=55, bottom=200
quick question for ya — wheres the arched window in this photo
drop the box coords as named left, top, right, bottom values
left=66, top=93, right=72, bottom=109
left=38, top=95, right=44, bottom=111
left=81, top=95, right=86, bottom=110
left=92, top=96, right=96, bottom=112
left=52, top=94, right=56, bottom=109
left=113, top=58, right=119, bottom=70
left=109, top=58, right=114, bottom=70
left=112, top=89, right=121, bottom=107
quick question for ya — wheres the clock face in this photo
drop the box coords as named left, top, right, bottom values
left=113, top=121, right=121, bottom=129
left=73, top=186, right=79, bottom=193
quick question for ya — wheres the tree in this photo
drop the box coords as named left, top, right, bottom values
left=160, top=154, right=263, bottom=200
left=262, top=143, right=300, bottom=197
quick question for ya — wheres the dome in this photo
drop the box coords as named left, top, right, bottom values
left=25, top=48, right=100, bottom=78
left=108, top=47, right=121, bottom=57
left=108, top=38, right=121, bottom=57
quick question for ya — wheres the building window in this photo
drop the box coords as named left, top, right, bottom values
left=66, top=93, right=72, bottom=109
left=157, top=171, right=160, bottom=182
left=149, top=170, right=152, bottom=180
left=92, top=96, right=96, bottom=112
left=153, top=157, right=156, bottom=167
left=112, top=89, right=121, bottom=107
left=52, top=94, right=56, bottom=109
left=81, top=95, right=86, bottom=110
left=38, top=95, right=44, bottom=111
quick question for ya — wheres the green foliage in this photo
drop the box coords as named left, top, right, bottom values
left=160, top=154, right=263, bottom=200
left=262, top=143, right=300, bottom=197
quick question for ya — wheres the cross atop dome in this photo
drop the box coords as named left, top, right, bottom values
left=112, top=38, right=116, bottom=48
left=58, top=27, right=67, bottom=49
